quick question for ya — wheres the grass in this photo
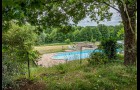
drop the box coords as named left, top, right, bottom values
left=33, top=41, right=100, bottom=54
left=36, top=43, right=71, bottom=46
left=95, top=41, right=100, bottom=46
left=15, top=59, right=137, bottom=90
left=34, top=45, right=69, bottom=54
left=12, top=42, right=135, bottom=90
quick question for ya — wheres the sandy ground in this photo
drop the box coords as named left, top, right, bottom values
left=37, top=53, right=66, bottom=68
left=37, top=49, right=75, bottom=67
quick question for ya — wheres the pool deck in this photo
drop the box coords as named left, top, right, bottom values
left=37, top=48, right=97, bottom=68
left=37, top=53, right=66, bottom=68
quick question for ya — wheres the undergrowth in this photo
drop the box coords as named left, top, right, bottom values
left=11, top=58, right=137, bottom=90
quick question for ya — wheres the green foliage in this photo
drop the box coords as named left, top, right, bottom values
left=65, top=39, right=71, bottom=44
left=45, top=34, right=52, bottom=43
left=55, top=64, right=68, bottom=74
left=91, top=27, right=102, bottom=41
left=35, top=24, right=123, bottom=45
left=98, top=24, right=110, bottom=40
left=117, top=43, right=123, bottom=51
left=116, top=54, right=124, bottom=60
left=101, top=38, right=117, bottom=60
left=90, top=38, right=96, bottom=43
left=88, top=52, right=108, bottom=65
left=3, top=0, right=132, bottom=29
left=80, top=27, right=92, bottom=41
left=117, top=27, right=124, bottom=40
left=19, top=60, right=136, bottom=90
left=73, top=29, right=81, bottom=41
left=57, top=25, right=74, bottom=34
left=2, top=61, right=24, bottom=89
left=36, top=32, right=46, bottom=45
left=2, top=21, right=39, bottom=89
left=2, top=21, right=38, bottom=61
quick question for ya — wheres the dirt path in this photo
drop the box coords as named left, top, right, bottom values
left=37, top=53, right=66, bottom=67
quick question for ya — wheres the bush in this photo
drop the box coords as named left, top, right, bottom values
left=2, top=60, right=25, bottom=89
left=2, top=21, right=39, bottom=89
left=88, top=52, right=108, bottom=65
left=65, top=39, right=71, bottom=44
left=90, top=38, right=96, bottom=43
left=116, top=54, right=124, bottom=60
left=55, top=64, right=68, bottom=74
left=101, top=38, right=117, bottom=60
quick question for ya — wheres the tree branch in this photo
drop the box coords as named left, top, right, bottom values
left=102, top=2, right=120, bottom=13
left=121, top=0, right=134, bottom=34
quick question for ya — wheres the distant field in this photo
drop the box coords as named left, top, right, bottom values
left=37, top=43, right=70, bottom=46
left=34, top=41, right=100, bottom=54
left=34, top=45, right=69, bottom=54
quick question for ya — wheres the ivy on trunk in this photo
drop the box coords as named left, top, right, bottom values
left=118, top=1, right=137, bottom=65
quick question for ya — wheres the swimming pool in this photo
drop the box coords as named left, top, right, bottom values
left=52, top=49, right=100, bottom=60
left=52, top=49, right=122, bottom=61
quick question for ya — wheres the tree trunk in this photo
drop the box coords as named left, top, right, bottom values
left=118, top=2, right=137, bottom=65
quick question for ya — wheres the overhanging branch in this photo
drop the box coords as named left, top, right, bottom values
left=103, top=2, right=120, bottom=13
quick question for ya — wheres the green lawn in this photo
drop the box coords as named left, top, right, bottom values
left=13, top=42, right=136, bottom=90
left=34, top=44, right=69, bottom=54
left=34, top=41, right=100, bottom=54
left=15, top=59, right=137, bottom=90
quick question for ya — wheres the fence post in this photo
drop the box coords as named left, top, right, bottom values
left=27, top=51, right=30, bottom=78
left=80, top=47, right=82, bottom=64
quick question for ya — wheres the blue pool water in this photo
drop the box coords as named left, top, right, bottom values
left=52, top=49, right=122, bottom=61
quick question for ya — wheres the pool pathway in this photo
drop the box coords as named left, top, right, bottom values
left=37, top=47, right=97, bottom=67
left=37, top=53, right=66, bottom=68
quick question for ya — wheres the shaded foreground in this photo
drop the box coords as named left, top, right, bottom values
left=10, top=58, right=137, bottom=90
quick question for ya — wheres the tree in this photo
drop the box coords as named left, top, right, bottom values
left=2, top=21, right=39, bottom=81
left=63, top=0, right=137, bottom=65
left=2, top=0, right=137, bottom=65
left=73, top=29, right=81, bottom=41
left=37, top=32, right=46, bottom=45
left=97, top=24, right=110, bottom=40
left=117, top=27, right=124, bottom=40
left=91, top=27, right=102, bottom=41
left=117, top=1, right=137, bottom=65
left=80, top=27, right=92, bottom=41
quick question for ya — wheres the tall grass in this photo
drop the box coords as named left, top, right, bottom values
left=14, top=59, right=137, bottom=90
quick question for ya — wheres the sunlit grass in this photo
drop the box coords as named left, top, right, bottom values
left=33, top=41, right=100, bottom=54
left=34, top=45, right=68, bottom=54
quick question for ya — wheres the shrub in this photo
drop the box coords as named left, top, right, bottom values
left=116, top=54, right=124, bottom=60
left=88, top=52, right=108, bottom=65
left=55, top=64, right=67, bottom=74
left=2, top=21, right=39, bottom=89
left=2, top=60, right=25, bottom=89
left=65, top=39, right=71, bottom=44
left=101, top=38, right=117, bottom=60
left=90, top=38, right=96, bottom=43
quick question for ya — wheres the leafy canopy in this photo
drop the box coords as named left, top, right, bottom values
left=2, top=0, right=121, bottom=30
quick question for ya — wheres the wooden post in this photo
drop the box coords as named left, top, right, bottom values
left=62, top=46, right=64, bottom=50
left=80, top=46, right=82, bottom=64
left=27, top=51, right=30, bottom=78
left=66, top=59, right=68, bottom=63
